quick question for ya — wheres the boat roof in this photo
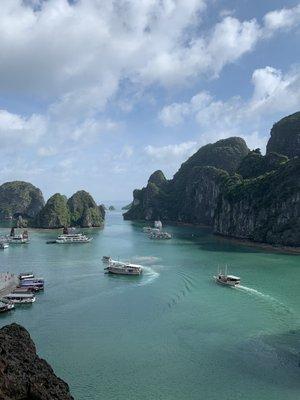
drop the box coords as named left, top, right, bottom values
left=5, top=293, right=34, bottom=298
left=110, top=260, right=142, bottom=267
left=21, top=277, right=43, bottom=281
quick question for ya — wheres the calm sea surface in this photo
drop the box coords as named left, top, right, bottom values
left=0, top=211, right=299, bottom=400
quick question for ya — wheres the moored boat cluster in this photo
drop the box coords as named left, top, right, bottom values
left=0, top=228, right=30, bottom=250
left=0, top=272, right=44, bottom=313
left=143, top=220, right=172, bottom=240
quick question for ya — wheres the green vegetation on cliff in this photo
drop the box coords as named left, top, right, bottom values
left=237, top=150, right=288, bottom=179
left=215, top=158, right=300, bottom=246
left=67, top=190, right=103, bottom=227
left=0, top=181, right=44, bottom=220
left=266, top=111, right=300, bottom=158
left=35, top=194, right=70, bottom=228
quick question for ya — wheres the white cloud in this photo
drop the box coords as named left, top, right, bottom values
left=0, top=110, right=46, bottom=145
left=144, top=141, right=197, bottom=161
left=0, top=0, right=298, bottom=118
left=159, top=92, right=211, bottom=126
left=263, top=4, right=300, bottom=33
left=37, top=146, right=58, bottom=157
left=120, top=145, right=134, bottom=159
left=159, top=65, right=300, bottom=150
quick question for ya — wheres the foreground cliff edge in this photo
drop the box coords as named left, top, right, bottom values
left=124, top=112, right=300, bottom=249
left=0, top=323, right=74, bottom=400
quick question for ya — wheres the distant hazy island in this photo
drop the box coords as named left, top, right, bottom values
left=124, top=112, right=300, bottom=248
left=0, top=183, right=105, bottom=229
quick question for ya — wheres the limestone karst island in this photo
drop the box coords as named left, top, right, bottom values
left=0, top=2, right=300, bottom=400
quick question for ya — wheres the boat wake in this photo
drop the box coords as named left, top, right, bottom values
left=236, top=285, right=292, bottom=314
left=132, top=256, right=161, bottom=265
left=137, top=266, right=159, bottom=287
left=167, top=272, right=195, bottom=309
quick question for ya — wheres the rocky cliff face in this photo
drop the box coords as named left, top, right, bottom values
left=214, top=158, right=300, bottom=246
left=124, top=137, right=249, bottom=223
left=35, top=193, right=70, bottom=228
left=266, top=111, right=300, bottom=158
left=0, top=323, right=73, bottom=400
left=124, top=114, right=300, bottom=247
left=67, top=190, right=104, bottom=227
left=0, top=181, right=45, bottom=220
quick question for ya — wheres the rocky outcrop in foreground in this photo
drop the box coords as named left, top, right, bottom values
left=0, top=323, right=73, bottom=400
left=0, top=181, right=45, bottom=220
left=124, top=112, right=300, bottom=247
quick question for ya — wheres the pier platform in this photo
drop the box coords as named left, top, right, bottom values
left=0, top=273, right=19, bottom=297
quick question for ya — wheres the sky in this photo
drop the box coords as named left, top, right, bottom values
left=0, top=0, right=300, bottom=203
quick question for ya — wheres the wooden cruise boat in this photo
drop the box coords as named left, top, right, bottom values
left=4, top=293, right=36, bottom=304
left=214, top=266, right=240, bottom=287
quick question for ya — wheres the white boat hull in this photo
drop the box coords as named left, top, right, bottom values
left=214, top=276, right=240, bottom=287
left=106, top=267, right=142, bottom=275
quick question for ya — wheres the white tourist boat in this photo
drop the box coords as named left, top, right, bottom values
left=4, top=293, right=36, bottom=304
left=105, top=259, right=143, bottom=275
left=214, top=266, right=240, bottom=287
left=7, top=234, right=29, bottom=244
left=19, top=272, right=35, bottom=280
left=55, top=233, right=92, bottom=244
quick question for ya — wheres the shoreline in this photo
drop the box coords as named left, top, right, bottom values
left=127, top=218, right=300, bottom=255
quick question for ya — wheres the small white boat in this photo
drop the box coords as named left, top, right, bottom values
left=55, top=233, right=92, bottom=243
left=0, top=300, right=14, bottom=313
left=4, top=293, right=36, bottom=304
left=7, top=228, right=29, bottom=244
left=214, top=266, right=240, bottom=287
left=7, top=235, right=29, bottom=244
left=19, top=272, right=35, bottom=280
left=0, top=242, right=9, bottom=249
left=105, top=260, right=143, bottom=275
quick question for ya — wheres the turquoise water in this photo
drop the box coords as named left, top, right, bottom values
left=0, top=211, right=299, bottom=400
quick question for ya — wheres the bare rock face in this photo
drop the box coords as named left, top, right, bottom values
left=0, top=323, right=74, bottom=400
left=266, top=112, right=300, bottom=158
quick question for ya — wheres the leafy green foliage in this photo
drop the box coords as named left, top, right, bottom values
left=67, top=190, right=103, bottom=227
left=34, top=193, right=70, bottom=228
